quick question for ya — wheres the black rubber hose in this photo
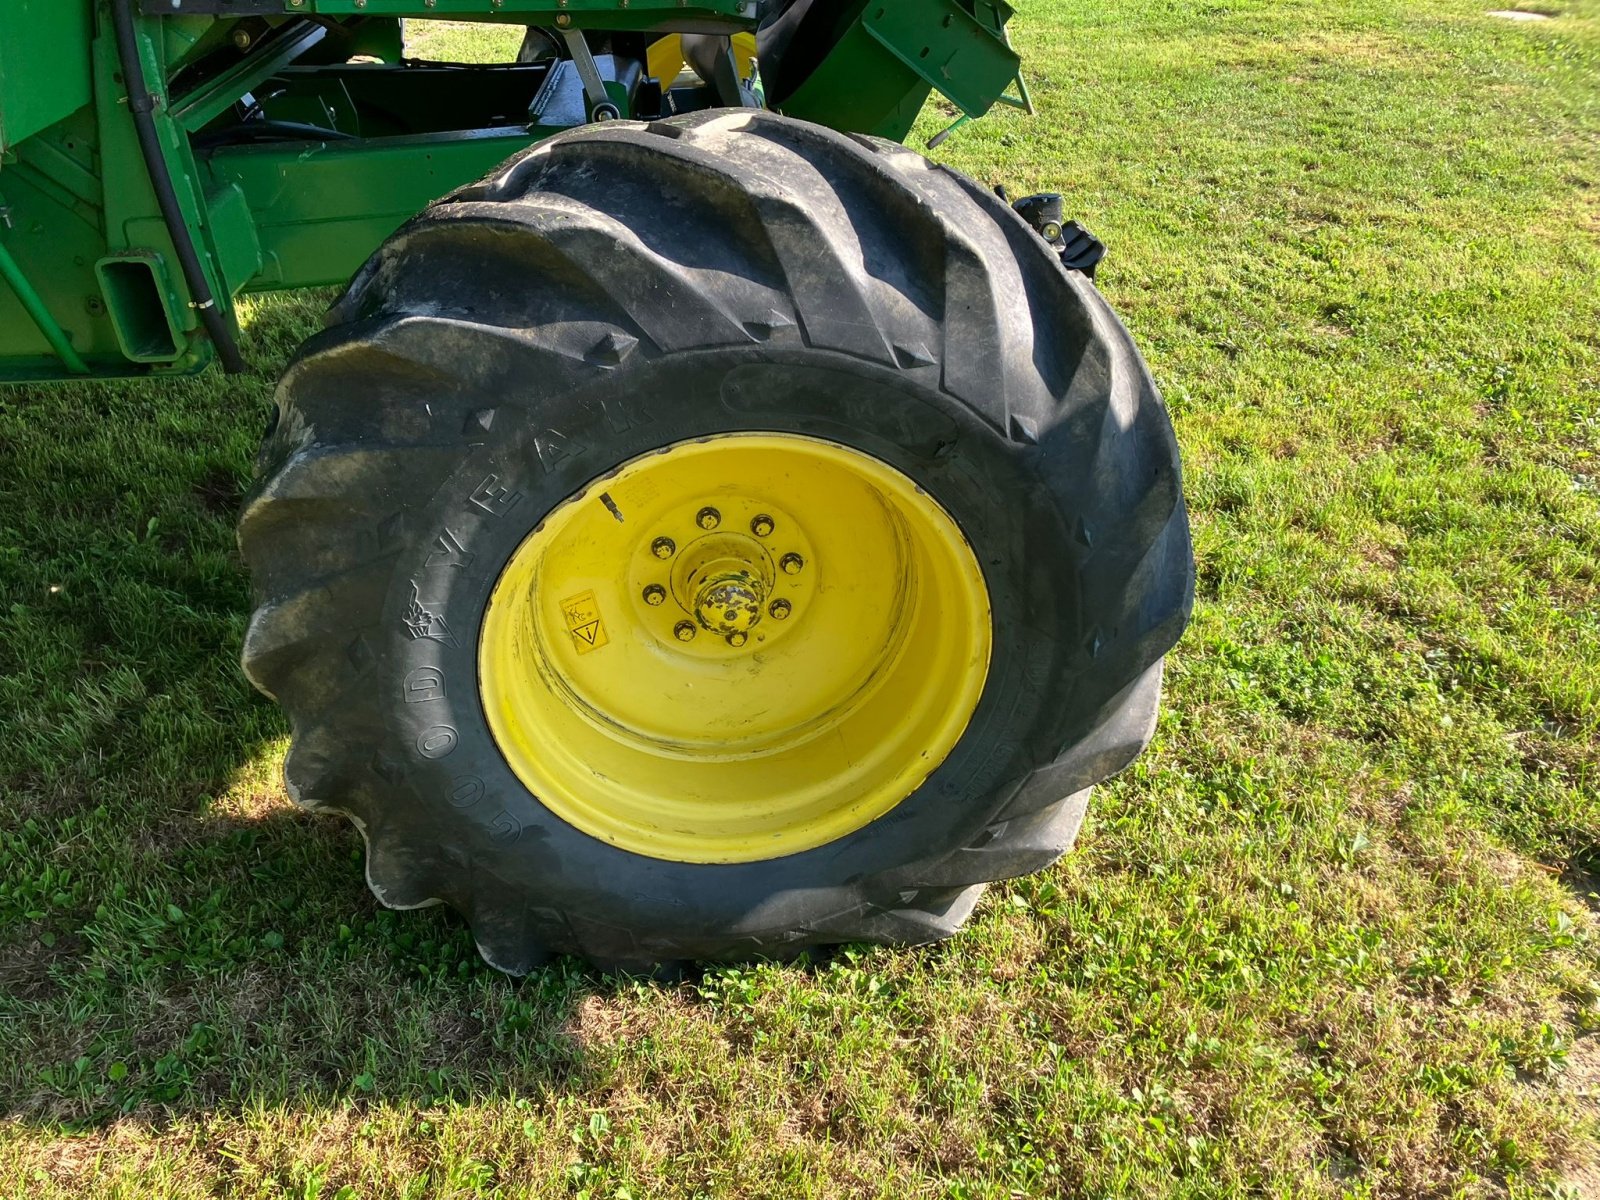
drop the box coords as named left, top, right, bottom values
left=110, top=0, right=247, bottom=374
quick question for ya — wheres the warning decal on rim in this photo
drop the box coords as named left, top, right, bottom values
left=560, top=591, right=609, bottom=655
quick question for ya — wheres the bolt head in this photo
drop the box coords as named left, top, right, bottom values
left=769, top=599, right=792, bottom=620
left=696, top=506, right=721, bottom=531
left=726, top=631, right=748, bottom=648
left=780, top=553, right=805, bottom=575
left=643, top=585, right=666, bottom=607
left=750, top=514, right=775, bottom=538
left=674, top=621, right=697, bottom=642
left=651, top=536, right=676, bottom=560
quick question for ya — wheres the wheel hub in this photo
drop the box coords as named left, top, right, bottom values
left=477, top=433, right=992, bottom=864
left=630, top=498, right=818, bottom=659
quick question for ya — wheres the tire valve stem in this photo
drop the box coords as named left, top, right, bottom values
left=674, top=621, right=697, bottom=642
left=652, top=536, right=676, bottom=560
left=770, top=599, right=792, bottom=620
left=643, top=584, right=666, bottom=606
left=697, top=507, right=721, bottom=530
left=750, top=514, right=775, bottom=538
left=780, top=553, right=805, bottom=575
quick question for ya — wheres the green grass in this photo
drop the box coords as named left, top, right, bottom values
left=3, top=0, right=1599, bottom=1195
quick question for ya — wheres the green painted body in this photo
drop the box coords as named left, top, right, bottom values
left=0, top=1, right=1021, bottom=381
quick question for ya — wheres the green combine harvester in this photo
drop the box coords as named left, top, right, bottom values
left=0, top=1, right=1193, bottom=973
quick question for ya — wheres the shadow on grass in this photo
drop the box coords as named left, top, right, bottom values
left=0, top=294, right=634, bottom=1128
left=1561, top=852, right=1600, bottom=916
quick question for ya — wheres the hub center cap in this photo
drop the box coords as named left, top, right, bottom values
left=694, top=571, right=765, bottom=636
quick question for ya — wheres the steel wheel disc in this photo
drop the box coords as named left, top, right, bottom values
left=478, top=433, right=993, bottom=864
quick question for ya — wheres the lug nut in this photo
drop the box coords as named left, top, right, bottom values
left=652, top=536, right=676, bottom=560
left=750, top=514, right=775, bottom=538
left=769, top=599, right=792, bottom=620
left=643, top=584, right=666, bottom=607
left=696, top=506, right=721, bottom=530
left=674, top=621, right=697, bottom=642
left=726, top=631, right=749, bottom=648
left=780, top=553, right=805, bottom=575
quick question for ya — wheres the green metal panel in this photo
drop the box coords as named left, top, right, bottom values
left=159, top=16, right=239, bottom=75
left=209, top=129, right=545, bottom=289
left=207, top=182, right=266, bottom=291
left=862, top=0, right=1017, bottom=118
left=0, top=2, right=94, bottom=153
left=776, top=0, right=1019, bottom=139
left=0, top=237, right=90, bottom=374
left=282, top=0, right=745, bottom=26
left=0, top=101, right=118, bottom=380
left=146, top=0, right=744, bottom=28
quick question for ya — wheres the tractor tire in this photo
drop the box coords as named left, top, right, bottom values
left=239, top=110, right=1192, bottom=974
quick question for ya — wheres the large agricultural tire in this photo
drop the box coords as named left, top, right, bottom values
left=238, top=110, right=1193, bottom=974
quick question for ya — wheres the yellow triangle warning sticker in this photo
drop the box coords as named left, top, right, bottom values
left=559, top=591, right=609, bottom=655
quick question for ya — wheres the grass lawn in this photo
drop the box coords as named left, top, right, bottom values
left=3, top=0, right=1599, bottom=1195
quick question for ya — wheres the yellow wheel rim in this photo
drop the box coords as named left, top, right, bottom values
left=478, top=433, right=992, bottom=864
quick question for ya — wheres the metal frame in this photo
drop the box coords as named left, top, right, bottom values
left=0, top=1, right=1022, bottom=381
